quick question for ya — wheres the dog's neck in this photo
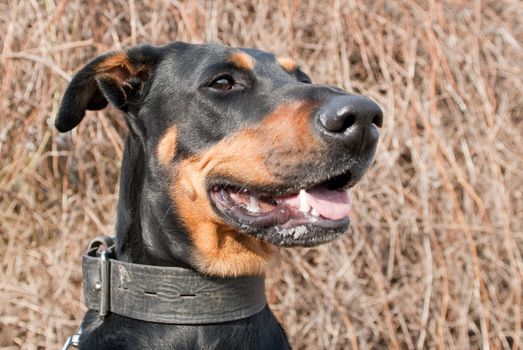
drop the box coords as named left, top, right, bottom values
left=114, top=135, right=193, bottom=268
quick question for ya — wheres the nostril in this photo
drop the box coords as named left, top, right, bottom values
left=342, top=113, right=356, bottom=130
left=371, top=113, right=383, bottom=128
left=321, top=112, right=353, bottom=133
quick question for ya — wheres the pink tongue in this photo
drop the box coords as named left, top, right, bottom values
left=306, top=187, right=350, bottom=220
left=279, top=187, right=351, bottom=220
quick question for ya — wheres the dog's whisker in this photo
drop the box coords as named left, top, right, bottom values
left=161, top=204, right=173, bottom=223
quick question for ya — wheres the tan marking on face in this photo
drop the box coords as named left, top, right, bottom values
left=255, top=101, right=320, bottom=172
left=157, top=126, right=177, bottom=166
left=170, top=102, right=319, bottom=277
left=277, top=57, right=297, bottom=72
left=228, top=51, right=255, bottom=70
left=172, top=159, right=276, bottom=277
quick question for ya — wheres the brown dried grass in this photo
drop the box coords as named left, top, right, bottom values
left=1, top=1, right=522, bottom=349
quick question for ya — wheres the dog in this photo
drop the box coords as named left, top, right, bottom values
left=56, top=41, right=383, bottom=349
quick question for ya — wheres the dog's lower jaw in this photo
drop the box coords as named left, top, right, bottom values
left=192, top=224, right=277, bottom=277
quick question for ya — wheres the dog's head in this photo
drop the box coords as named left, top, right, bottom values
left=56, top=42, right=383, bottom=276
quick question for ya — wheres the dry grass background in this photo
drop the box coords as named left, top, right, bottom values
left=0, top=0, right=522, bottom=349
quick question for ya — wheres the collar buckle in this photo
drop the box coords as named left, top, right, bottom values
left=86, top=236, right=115, bottom=320
left=96, top=250, right=110, bottom=319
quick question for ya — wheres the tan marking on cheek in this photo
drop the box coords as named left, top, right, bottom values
left=199, top=129, right=277, bottom=184
left=171, top=159, right=275, bottom=277
left=169, top=102, right=317, bottom=277
left=228, top=52, right=255, bottom=70
left=189, top=102, right=318, bottom=184
left=277, top=57, right=297, bottom=72
left=156, top=126, right=177, bottom=166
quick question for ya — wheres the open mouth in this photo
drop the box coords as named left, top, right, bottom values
left=208, top=171, right=353, bottom=246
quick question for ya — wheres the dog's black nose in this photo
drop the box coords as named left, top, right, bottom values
left=315, top=95, right=383, bottom=149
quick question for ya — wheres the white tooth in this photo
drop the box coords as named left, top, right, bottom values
left=247, top=195, right=260, bottom=213
left=299, top=189, right=310, bottom=213
left=311, top=208, right=320, bottom=217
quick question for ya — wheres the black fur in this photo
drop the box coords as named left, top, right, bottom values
left=56, top=41, right=382, bottom=349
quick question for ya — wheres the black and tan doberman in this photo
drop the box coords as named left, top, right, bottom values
left=56, top=41, right=383, bottom=349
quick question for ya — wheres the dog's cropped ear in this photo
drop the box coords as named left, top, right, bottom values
left=55, top=45, right=159, bottom=132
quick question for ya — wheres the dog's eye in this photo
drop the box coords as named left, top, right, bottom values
left=208, top=75, right=235, bottom=91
